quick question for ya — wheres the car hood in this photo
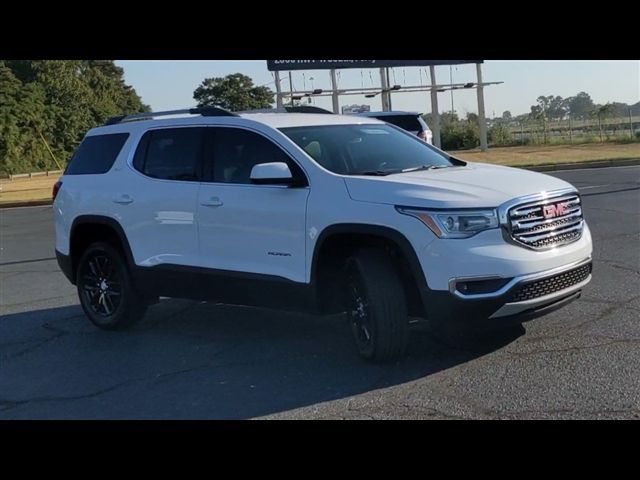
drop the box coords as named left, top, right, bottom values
left=343, top=162, right=575, bottom=209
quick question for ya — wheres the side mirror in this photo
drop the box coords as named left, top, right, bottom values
left=250, top=162, right=294, bottom=185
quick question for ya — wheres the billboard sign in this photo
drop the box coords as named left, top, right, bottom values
left=267, top=60, right=481, bottom=71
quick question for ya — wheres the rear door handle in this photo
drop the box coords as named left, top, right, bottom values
left=113, top=194, right=133, bottom=205
left=201, top=197, right=223, bottom=207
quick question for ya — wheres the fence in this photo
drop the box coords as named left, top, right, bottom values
left=504, top=115, right=639, bottom=146
left=3, top=170, right=64, bottom=181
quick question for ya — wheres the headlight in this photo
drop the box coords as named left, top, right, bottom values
left=397, top=207, right=499, bottom=238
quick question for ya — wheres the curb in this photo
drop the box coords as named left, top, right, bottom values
left=0, top=199, right=53, bottom=209
left=523, top=158, right=640, bottom=172
left=1, top=158, right=639, bottom=209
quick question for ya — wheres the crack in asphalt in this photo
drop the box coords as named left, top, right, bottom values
left=1, top=331, right=66, bottom=361
left=518, top=294, right=640, bottom=346
left=496, top=407, right=640, bottom=419
left=504, top=337, right=640, bottom=357
left=0, top=271, right=63, bottom=281
left=595, top=258, right=640, bottom=275
left=135, top=302, right=201, bottom=332
left=1, top=294, right=77, bottom=310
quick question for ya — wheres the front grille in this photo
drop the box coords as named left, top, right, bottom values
left=510, top=262, right=592, bottom=302
left=508, top=194, right=583, bottom=249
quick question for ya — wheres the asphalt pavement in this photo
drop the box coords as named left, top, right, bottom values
left=0, top=165, right=638, bottom=419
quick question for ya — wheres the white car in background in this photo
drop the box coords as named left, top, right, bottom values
left=357, top=111, right=433, bottom=144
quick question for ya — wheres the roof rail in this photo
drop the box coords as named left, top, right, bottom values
left=285, top=106, right=333, bottom=114
left=238, top=106, right=334, bottom=115
left=104, top=106, right=237, bottom=126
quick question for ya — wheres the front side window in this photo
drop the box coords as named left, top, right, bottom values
left=133, top=128, right=203, bottom=181
left=208, top=128, right=300, bottom=184
left=280, top=124, right=453, bottom=175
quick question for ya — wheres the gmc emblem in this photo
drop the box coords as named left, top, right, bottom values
left=543, top=202, right=569, bottom=219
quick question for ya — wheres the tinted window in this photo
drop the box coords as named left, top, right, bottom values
left=65, top=133, right=129, bottom=175
left=134, top=128, right=203, bottom=181
left=376, top=115, right=422, bottom=132
left=280, top=124, right=452, bottom=175
left=208, top=128, right=297, bottom=184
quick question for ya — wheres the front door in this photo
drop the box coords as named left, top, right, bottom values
left=197, top=126, right=309, bottom=283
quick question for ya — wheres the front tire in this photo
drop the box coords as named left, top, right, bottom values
left=344, top=248, right=409, bottom=362
left=76, top=242, right=147, bottom=330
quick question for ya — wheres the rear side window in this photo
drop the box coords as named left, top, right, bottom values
left=132, top=128, right=204, bottom=181
left=376, top=115, right=422, bottom=132
left=65, top=133, right=129, bottom=175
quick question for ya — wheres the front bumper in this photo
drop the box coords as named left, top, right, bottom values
left=420, top=257, right=592, bottom=323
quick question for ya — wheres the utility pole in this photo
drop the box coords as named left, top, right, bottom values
left=476, top=63, right=488, bottom=151
left=288, top=71, right=294, bottom=106
left=274, top=71, right=283, bottom=108
left=429, top=65, right=441, bottom=149
left=386, top=68, right=393, bottom=110
left=330, top=69, right=340, bottom=113
left=449, top=65, right=454, bottom=114
left=379, top=68, right=390, bottom=111
left=630, top=108, right=635, bottom=140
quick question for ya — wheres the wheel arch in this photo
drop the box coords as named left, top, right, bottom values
left=69, top=215, right=135, bottom=282
left=310, top=223, right=428, bottom=316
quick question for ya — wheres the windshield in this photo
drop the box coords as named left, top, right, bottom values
left=280, top=124, right=453, bottom=175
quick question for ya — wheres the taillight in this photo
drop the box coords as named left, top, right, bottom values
left=52, top=180, right=62, bottom=201
left=418, top=131, right=428, bottom=141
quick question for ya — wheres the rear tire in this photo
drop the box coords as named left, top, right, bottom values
left=76, top=242, right=147, bottom=330
left=344, top=248, right=409, bottom=362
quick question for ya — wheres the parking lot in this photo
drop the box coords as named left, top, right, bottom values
left=1, top=165, right=639, bottom=419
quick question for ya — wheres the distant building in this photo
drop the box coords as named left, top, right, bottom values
left=342, top=104, right=371, bottom=114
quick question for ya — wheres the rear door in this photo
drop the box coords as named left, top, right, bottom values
left=117, top=126, right=204, bottom=268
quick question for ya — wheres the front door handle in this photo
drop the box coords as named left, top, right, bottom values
left=201, top=197, right=223, bottom=207
left=113, top=194, right=133, bottom=205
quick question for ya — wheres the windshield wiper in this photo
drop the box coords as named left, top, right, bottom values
left=350, top=170, right=395, bottom=176
left=401, top=164, right=451, bottom=173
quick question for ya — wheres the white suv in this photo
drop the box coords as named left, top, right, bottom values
left=54, top=107, right=593, bottom=362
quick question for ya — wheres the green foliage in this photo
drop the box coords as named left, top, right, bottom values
left=193, top=73, right=274, bottom=111
left=489, top=123, right=514, bottom=146
left=441, top=115, right=480, bottom=150
left=0, top=60, right=148, bottom=176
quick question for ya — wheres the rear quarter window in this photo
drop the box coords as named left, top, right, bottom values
left=65, top=133, right=129, bottom=175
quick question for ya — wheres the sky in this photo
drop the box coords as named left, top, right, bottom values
left=115, top=60, right=640, bottom=118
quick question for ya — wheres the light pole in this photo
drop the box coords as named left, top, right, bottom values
left=449, top=65, right=454, bottom=114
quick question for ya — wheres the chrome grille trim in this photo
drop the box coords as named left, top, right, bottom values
left=498, top=188, right=584, bottom=250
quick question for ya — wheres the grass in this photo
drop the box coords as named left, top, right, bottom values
left=0, top=175, right=60, bottom=205
left=450, top=142, right=640, bottom=167
left=1, top=142, right=639, bottom=206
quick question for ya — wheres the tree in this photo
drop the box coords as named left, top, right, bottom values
left=531, top=95, right=566, bottom=121
left=565, top=92, right=595, bottom=119
left=193, top=73, right=274, bottom=111
left=502, top=110, right=512, bottom=121
left=0, top=60, right=147, bottom=175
